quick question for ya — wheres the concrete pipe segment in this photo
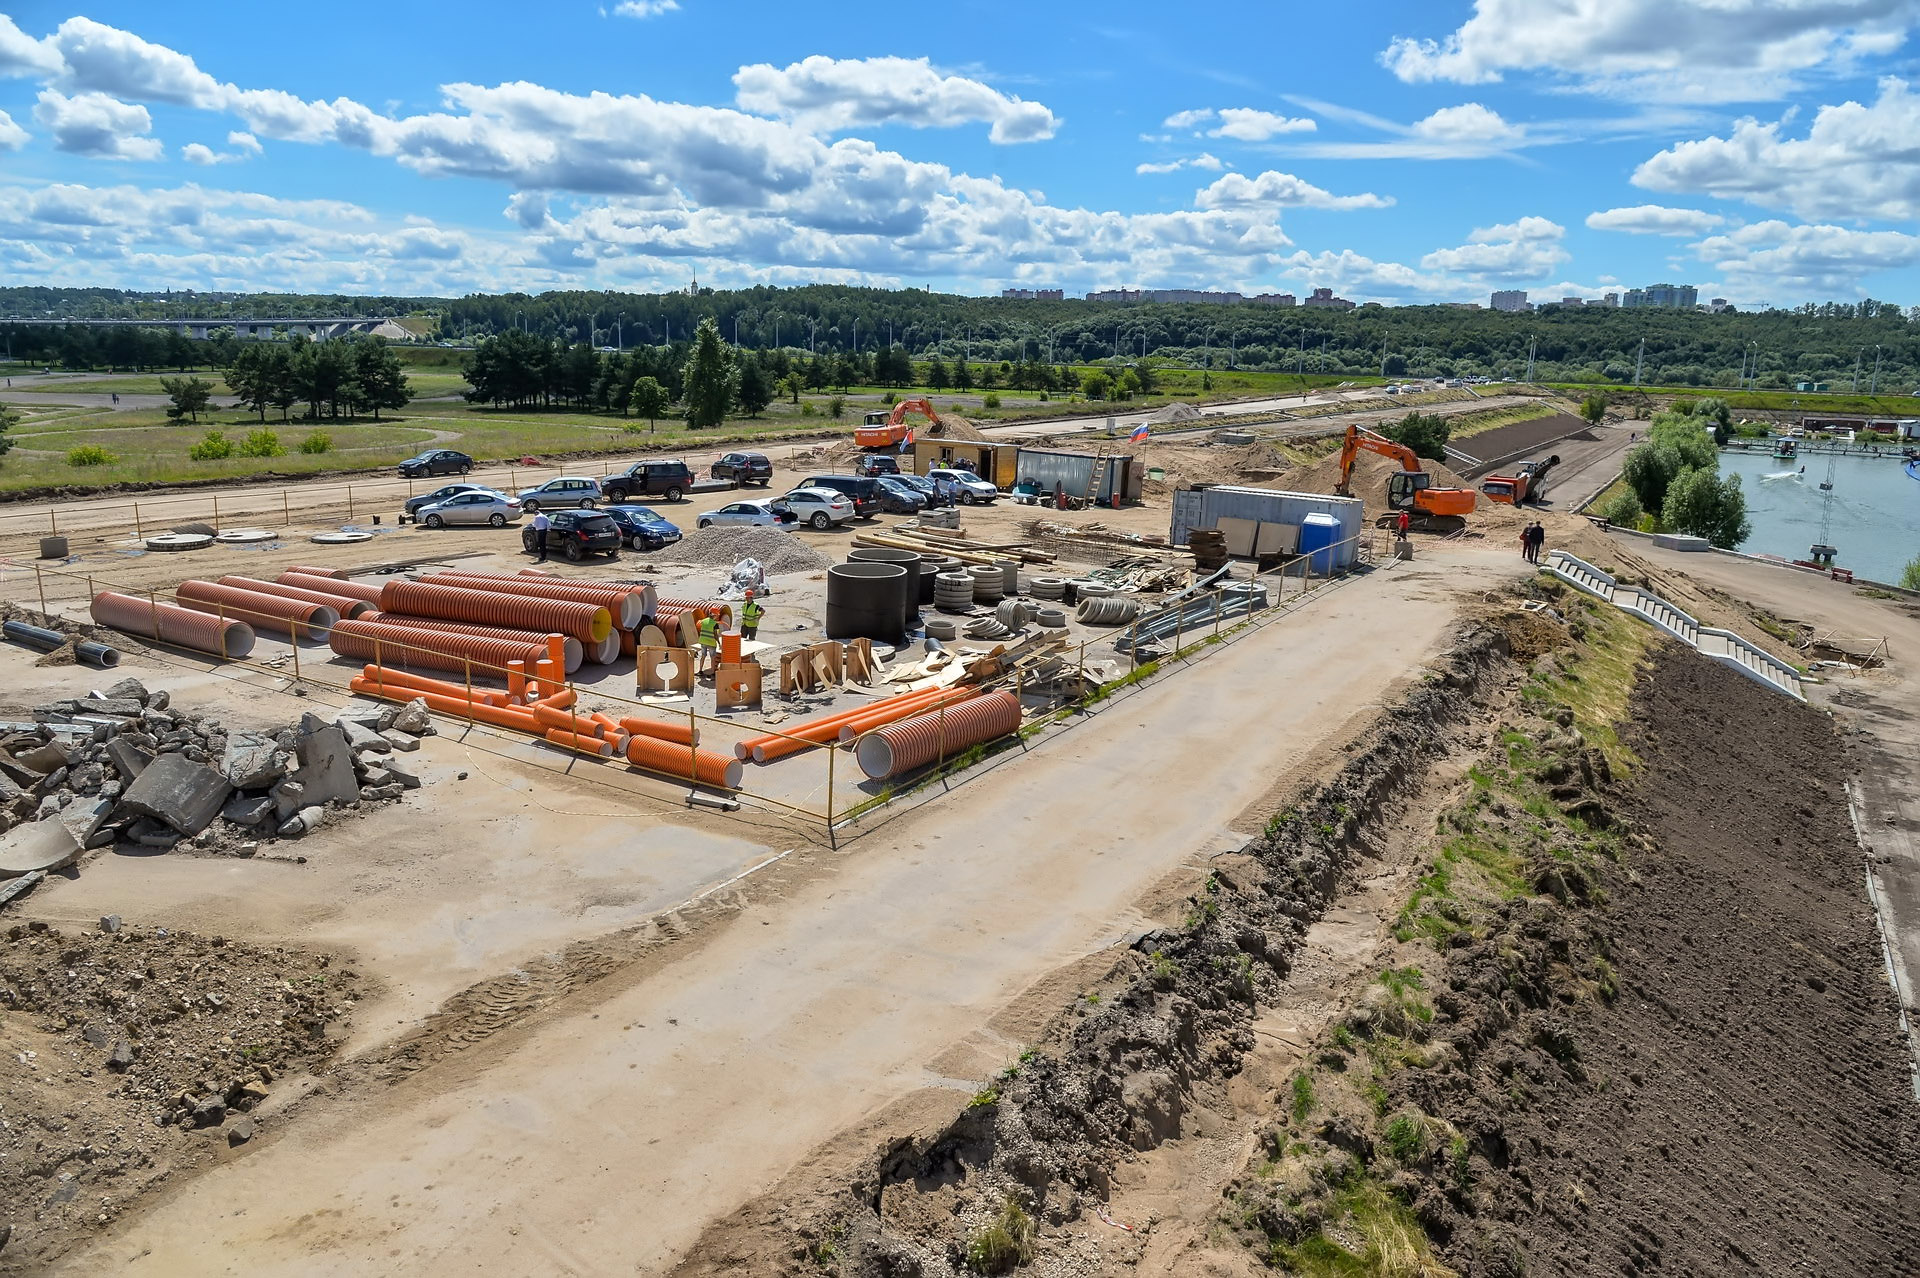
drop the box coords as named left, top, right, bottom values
left=825, top=562, right=909, bottom=643
left=848, top=547, right=922, bottom=631
left=855, top=690, right=1023, bottom=780
left=1000, top=560, right=1021, bottom=599
left=933, top=571, right=975, bottom=609
left=277, top=571, right=385, bottom=606
left=175, top=581, right=338, bottom=642
left=90, top=591, right=255, bottom=659
left=426, top=572, right=647, bottom=629
left=217, top=575, right=377, bottom=620
left=361, top=614, right=584, bottom=672
left=1034, top=607, right=1069, bottom=629
left=1029, top=575, right=1067, bottom=600
left=1076, top=595, right=1141, bottom=626
left=329, top=618, right=550, bottom=680
left=379, top=579, right=611, bottom=645
left=966, top=564, right=1004, bottom=603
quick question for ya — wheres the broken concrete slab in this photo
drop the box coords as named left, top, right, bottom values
left=340, top=719, right=391, bottom=755
left=381, top=757, right=423, bottom=790
left=221, top=733, right=288, bottom=790
left=119, top=753, right=233, bottom=836
left=99, top=677, right=150, bottom=703
left=380, top=729, right=420, bottom=753
left=390, top=698, right=432, bottom=736
left=283, top=725, right=360, bottom=809
left=0, top=819, right=81, bottom=878
left=15, top=741, right=69, bottom=774
left=0, top=869, right=47, bottom=908
left=106, top=737, right=154, bottom=782
left=220, top=794, right=274, bottom=827
left=278, top=805, right=325, bottom=837
left=52, top=797, right=116, bottom=848
left=80, top=697, right=143, bottom=719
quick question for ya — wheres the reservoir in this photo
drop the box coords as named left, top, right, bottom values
left=1718, top=450, right=1919, bottom=584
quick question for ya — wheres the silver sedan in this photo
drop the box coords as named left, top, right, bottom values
left=415, top=490, right=524, bottom=528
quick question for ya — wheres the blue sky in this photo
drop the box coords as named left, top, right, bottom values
left=5, top=1, right=1920, bottom=307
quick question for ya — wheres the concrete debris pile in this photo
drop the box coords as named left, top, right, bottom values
left=0, top=677, right=430, bottom=881
left=0, top=920, right=361, bottom=1266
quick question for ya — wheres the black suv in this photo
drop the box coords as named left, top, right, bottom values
left=398, top=449, right=474, bottom=478
left=711, top=451, right=774, bottom=485
left=852, top=454, right=900, bottom=478
left=797, top=473, right=882, bottom=519
left=602, top=460, right=694, bottom=503
left=522, top=510, right=622, bottom=561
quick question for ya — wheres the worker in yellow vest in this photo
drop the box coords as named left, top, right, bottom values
left=741, top=590, right=764, bottom=641
left=696, top=612, right=720, bottom=676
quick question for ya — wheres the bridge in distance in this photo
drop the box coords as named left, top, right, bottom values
left=2, top=317, right=409, bottom=339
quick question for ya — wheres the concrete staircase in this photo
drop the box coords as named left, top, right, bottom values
left=1544, top=550, right=1805, bottom=701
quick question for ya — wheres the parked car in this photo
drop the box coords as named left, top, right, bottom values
left=404, top=482, right=498, bottom=518
left=892, top=473, right=936, bottom=500
left=780, top=487, right=857, bottom=529
left=796, top=473, right=882, bottom=518
left=926, top=467, right=1000, bottom=505
left=521, top=509, right=622, bottom=560
left=852, top=454, right=901, bottom=478
left=415, top=490, right=522, bottom=529
left=710, top=451, right=773, bottom=485
left=605, top=504, right=683, bottom=551
left=515, top=476, right=602, bottom=512
left=397, top=449, right=474, bottom=479
left=601, top=459, right=695, bottom=503
left=696, top=499, right=794, bottom=529
left=873, top=475, right=927, bottom=514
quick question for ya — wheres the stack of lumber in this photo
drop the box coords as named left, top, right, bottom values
left=1187, top=529, right=1229, bottom=570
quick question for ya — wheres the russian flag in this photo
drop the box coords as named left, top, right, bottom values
left=1129, top=421, right=1150, bottom=442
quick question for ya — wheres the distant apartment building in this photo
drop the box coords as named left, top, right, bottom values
left=1251, top=292, right=1297, bottom=306
left=1623, top=283, right=1699, bottom=309
left=1490, top=290, right=1530, bottom=312
left=1000, top=287, right=1064, bottom=300
left=1084, top=287, right=1245, bottom=304
left=1600, top=292, right=1621, bottom=307
left=1707, top=298, right=1733, bottom=313
left=1301, top=287, right=1355, bottom=311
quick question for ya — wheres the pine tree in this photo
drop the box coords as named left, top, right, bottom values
left=681, top=318, right=737, bottom=429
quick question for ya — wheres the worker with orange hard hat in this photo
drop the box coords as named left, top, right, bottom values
left=741, top=589, right=764, bottom=641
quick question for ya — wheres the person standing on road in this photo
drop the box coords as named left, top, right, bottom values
left=741, top=590, right=764, bottom=641
left=696, top=611, right=720, bottom=675
left=1530, top=521, right=1547, bottom=563
left=111, top=392, right=119, bottom=405
left=531, top=510, right=551, bottom=562
left=1520, top=521, right=1534, bottom=562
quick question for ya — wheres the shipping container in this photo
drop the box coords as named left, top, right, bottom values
left=1012, top=448, right=1141, bottom=503
left=1169, top=485, right=1366, bottom=572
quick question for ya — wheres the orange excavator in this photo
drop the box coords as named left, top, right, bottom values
left=855, top=397, right=940, bottom=448
left=1334, top=425, right=1477, bottom=533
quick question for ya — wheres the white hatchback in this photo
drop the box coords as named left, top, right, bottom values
left=780, top=487, right=856, bottom=529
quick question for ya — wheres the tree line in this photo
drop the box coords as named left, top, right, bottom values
left=1605, top=399, right=1751, bottom=548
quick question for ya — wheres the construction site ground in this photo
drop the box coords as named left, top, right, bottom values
left=5, top=408, right=1915, bottom=1275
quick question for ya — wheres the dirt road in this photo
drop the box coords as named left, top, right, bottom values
left=59, top=544, right=1527, bottom=1277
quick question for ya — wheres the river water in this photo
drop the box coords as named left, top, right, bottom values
left=1718, top=450, right=1920, bottom=584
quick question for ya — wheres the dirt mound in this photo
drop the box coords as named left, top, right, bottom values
left=1133, top=437, right=1302, bottom=495
left=660, top=524, right=831, bottom=576
left=1148, top=401, right=1203, bottom=424
left=0, top=922, right=363, bottom=1268
left=928, top=412, right=986, bottom=442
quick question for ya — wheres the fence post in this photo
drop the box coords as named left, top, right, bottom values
left=1127, top=620, right=1138, bottom=673
left=1214, top=589, right=1222, bottom=640
left=283, top=489, right=291, bottom=527
left=465, top=657, right=475, bottom=725
left=212, top=494, right=220, bottom=528
left=133, top=502, right=142, bottom=539
left=48, top=506, right=58, bottom=536
left=347, top=485, right=355, bottom=522
left=34, top=566, right=46, bottom=616
left=291, top=626, right=301, bottom=685
left=1173, top=600, right=1183, bottom=656
left=687, top=701, right=699, bottom=796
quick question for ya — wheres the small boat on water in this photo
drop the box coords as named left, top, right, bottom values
left=1774, top=438, right=1799, bottom=460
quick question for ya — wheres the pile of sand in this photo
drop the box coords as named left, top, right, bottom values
left=1149, top=401, right=1204, bottom=424
left=663, top=525, right=832, bottom=576
left=928, top=412, right=986, bottom=442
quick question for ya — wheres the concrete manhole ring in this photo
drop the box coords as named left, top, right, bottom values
left=144, top=532, right=213, bottom=552
left=214, top=528, right=277, bottom=545
left=310, top=531, right=374, bottom=545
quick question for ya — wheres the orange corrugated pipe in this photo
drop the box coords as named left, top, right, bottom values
left=90, top=590, right=255, bottom=659
left=742, top=685, right=959, bottom=764
left=834, top=687, right=982, bottom=743
left=625, top=734, right=742, bottom=790
left=618, top=716, right=698, bottom=747
left=218, top=575, right=376, bottom=619
left=543, top=728, right=613, bottom=758
left=357, top=664, right=512, bottom=707
left=519, top=569, right=657, bottom=617
left=283, top=565, right=345, bottom=578
left=362, top=614, right=583, bottom=672
left=656, top=596, right=732, bottom=631
left=175, top=580, right=336, bottom=642
left=853, top=691, right=1023, bottom=780
left=348, top=678, right=541, bottom=732
left=330, top=618, right=544, bottom=680
left=379, top=579, right=610, bottom=644
left=279, top=571, right=384, bottom=605
left=425, top=572, right=646, bottom=629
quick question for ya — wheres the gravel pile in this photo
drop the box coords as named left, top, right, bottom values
left=666, top=525, right=832, bottom=575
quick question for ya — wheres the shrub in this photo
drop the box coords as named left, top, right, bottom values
left=1901, top=555, right=1920, bottom=592
left=828, top=396, right=845, bottom=419
left=1599, top=489, right=1643, bottom=528
left=982, top=391, right=1002, bottom=409
left=188, top=430, right=234, bottom=461
left=297, top=431, right=332, bottom=454
left=1381, top=1110, right=1431, bottom=1163
left=66, top=444, right=115, bottom=467
left=237, top=428, right=284, bottom=458
left=964, top=1196, right=1035, bottom=1274
left=799, top=401, right=816, bottom=416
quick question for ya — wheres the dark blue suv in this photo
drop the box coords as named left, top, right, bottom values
left=605, top=505, right=683, bottom=551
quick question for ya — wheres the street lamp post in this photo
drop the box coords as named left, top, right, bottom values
left=1872, top=343, right=1883, bottom=394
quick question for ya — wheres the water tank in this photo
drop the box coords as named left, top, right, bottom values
left=1298, top=512, right=1340, bottom=576
left=825, top=563, right=909, bottom=643
left=847, top=547, right=920, bottom=630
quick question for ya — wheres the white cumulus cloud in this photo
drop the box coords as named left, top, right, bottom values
left=1380, top=0, right=1920, bottom=101
left=1409, top=102, right=1523, bottom=144
left=1208, top=108, right=1316, bottom=141
left=1691, top=219, right=1920, bottom=296
left=1586, top=204, right=1723, bottom=235
left=0, top=108, right=26, bottom=151
left=33, top=89, right=162, bottom=160
left=1193, top=170, right=1392, bottom=210
left=1135, top=153, right=1225, bottom=175
left=612, top=0, right=680, bottom=15
left=733, top=55, right=1058, bottom=143
left=1420, top=216, right=1568, bottom=279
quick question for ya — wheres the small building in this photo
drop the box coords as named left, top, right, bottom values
left=910, top=439, right=1017, bottom=488
left=1013, top=447, right=1141, bottom=504
left=1169, top=486, right=1367, bottom=573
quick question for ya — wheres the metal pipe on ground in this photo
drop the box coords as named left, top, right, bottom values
left=378, top=579, right=610, bottom=644
left=175, top=581, right=336, bottom=642
left=217, top=575, right=376, bottom=619
left=854, top=691, right=1023, bottom=780
left=90, top=591, right=254, bottom=659
left=1, top=619, right=119, bottom=668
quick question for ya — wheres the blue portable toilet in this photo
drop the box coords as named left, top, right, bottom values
left=1298, top=512, right=1340, bottom=575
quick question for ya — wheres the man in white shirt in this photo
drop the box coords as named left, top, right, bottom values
left=530, top=510, right=552, bottom=562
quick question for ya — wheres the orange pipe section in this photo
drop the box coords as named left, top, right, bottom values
left=531, top=701, right=596, bottom=737
left=279, top=571, right=384, bottom=605
left=743, top=686, right=958, bottom=764
left=356, top=664, right=511, bottom=706
left=618, top=716, right=698, bottom=747
left=834, top=687, right=982, bottom=743
left=347, top=679, right=540, bottom=732
left=625, top=734, right=742, bottom=790
left=535, top=657, right=562, bottom=700
left=379, top=580, right=611, bottom=644
left=543, top=728, right=613, bottom=758
left=507, top=660, right=528, bottom=704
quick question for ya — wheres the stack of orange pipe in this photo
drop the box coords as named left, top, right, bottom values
left=735, top=685, right=981, bottom=764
